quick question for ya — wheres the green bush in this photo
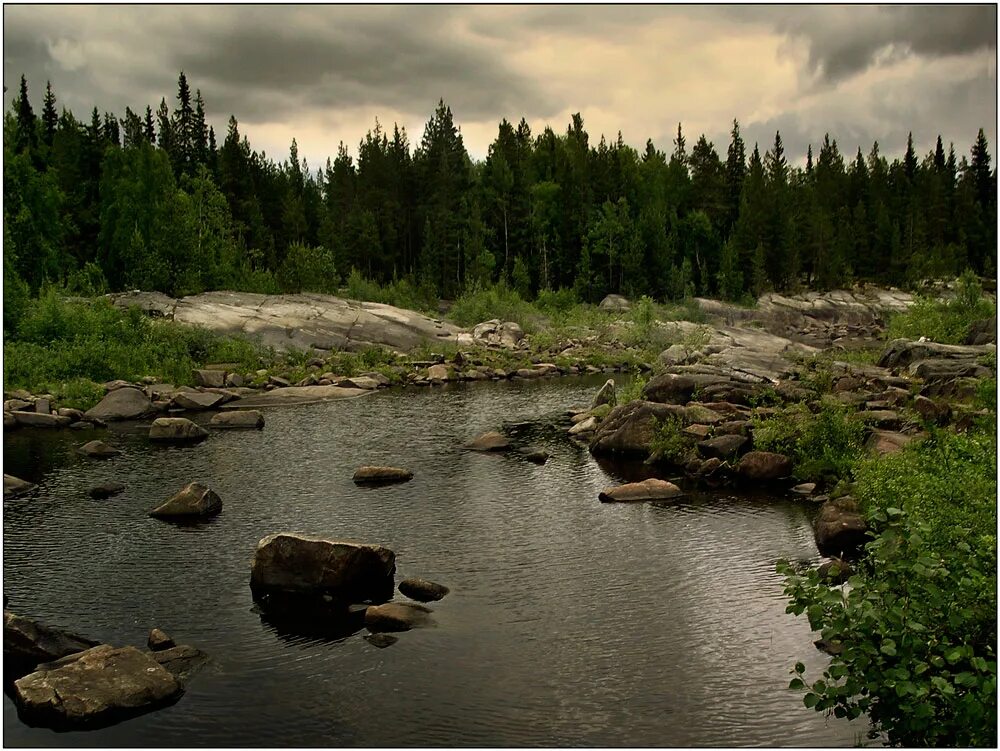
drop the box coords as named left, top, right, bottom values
left=447, top=281, right=537, bottom=330
left=887, top=271, right=995, bottom=345
left=344, top=269, right=437, bottom=313
left=617, top=372, right=648, bottom=405
left=277, top=243, right=338, bottom=294
left=650, top=415, right=693, bottom=465
left=535, top=287, right=579, bottom=314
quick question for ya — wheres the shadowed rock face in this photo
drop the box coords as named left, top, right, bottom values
left=3, top=612, right=100, bottom=674
left=109, top=291, right=461, bottom=353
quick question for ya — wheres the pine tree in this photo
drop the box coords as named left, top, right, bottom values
left=724, top=119, right=745, bottom=233
left=143, top=105, right=156, bottom=143
left=41, top=81, right=57, bottom=147
left=14, top=75, right=38, bottom=155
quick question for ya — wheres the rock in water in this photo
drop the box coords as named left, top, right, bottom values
left=364, top=633, right=399, bottom=648
left=4, top=474, right=36, bottom=499
left=209, top=410, right=265, bottom=429
left=814, top=497, right=869, bottom=559
left=463, top=431, right=510, bottom=451
left=148, top=417, right=209, bottom=444
left=84, top=387, right=155, bottom=422
left=398, top=578, right=449, bottom=602
left=3, top=611, right=100, bottom=671
left=170, top=392, right=225, bottom=411
left=147, top=628, right=175, bottom=651
left=150, top=645, right=208, bottom=684
left=149, top=482, right=222, bottom=519
left=364, top=602, right=433, bottom=632
left=592, top=379, right=616, bottom=408
left=598, top=479, right=684, bottom=503
left=695, top=434, right=748, bottom=461
left=89, top=482, right=126, bottom=499
left=352, top=466, right=414, bottom=485
left=736, top=451, right=793, bottom=481
left=250, top=533, right=396, bottom=605
left=13, top=645, right=182, bottom=729
left=77, top=440, right=121, bottom=459
left=518, top=447, right=550, bottom=465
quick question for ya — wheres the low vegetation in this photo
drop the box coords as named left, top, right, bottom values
left=886, top=270, right=995, bottom=345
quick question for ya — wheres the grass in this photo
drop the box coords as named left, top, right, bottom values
left=886, top=271, right=995, bottom=345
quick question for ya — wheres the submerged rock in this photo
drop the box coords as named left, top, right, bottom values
left=13, top=645, right=182, bottom=729
left=518, top=447, right=550, bottom=465
left=77, top=440, right=121, bottom=459
left=599, top=478, right=683, bottom=503
left=364, top=602, right=433, bottom=632
left=149, top=482, right=222, bottom=519
left=398, top=578, right=449, bottom=602
left=4, top=474, right=36, bottom=499
left=89, top=482, right=126, bottom=499
left=352, top=466, right=414, bottom=485
left=149, top=417, right=209, bottom=444
left=364, top=633, right=399, bottom=648
left=250, top=533, right=396, bottom=605
left=463, top=431, right=510, bottom=451
left=150, top=645, right=208, bottom=684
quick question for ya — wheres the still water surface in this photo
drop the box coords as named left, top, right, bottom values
left=3, top=376, right=864, bottom=746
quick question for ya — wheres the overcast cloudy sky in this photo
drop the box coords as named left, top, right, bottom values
left=3, top=4, right=996, bottom=169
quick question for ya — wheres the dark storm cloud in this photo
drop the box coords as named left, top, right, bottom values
left=740, top=5, right=997, bottom=82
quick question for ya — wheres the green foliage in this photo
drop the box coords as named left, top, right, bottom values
left=616, top=372, right=648, bottom=405
left=887, top=272, right=995, bottom=345
left=534, top=287, right=579, bottom=314
left=277, top=243, right=338, bottom=294
left=650, top=415, right=693, bottom=465
left=447, top=281, right=537, bottom=330
left=344, top=268, right=438, bottom=313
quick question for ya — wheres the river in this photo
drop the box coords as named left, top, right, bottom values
left=3, top=375, right=865, bottom=746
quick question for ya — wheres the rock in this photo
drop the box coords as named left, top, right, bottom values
left=683, top=404, right=725, bottom=425
left=878, top=338, right=995, bottom=369
left=4, top=411, right=16, bottom=430
left=589, top=403, right=612, bottom=420
left=965, top=316, right=996, bottom=345
left=909, top=358, right=991, bottom=382
left=817, top=559, right=854, bottom=584
left=426, top=364, right=451, bottom=381
left=149, top=417, right=209, bottom=444
left=150, top=645, right=208, bottom=684
left=518, top=447, right=550, bottom=465
left=568, top=416, right=598, bottom=435
left=84, top=387, right=156, bottom=422
left=170, top=391, right=225, bottom=411
left=69, top=421, right=93, bottom=430
left=77, top=440, right=121, bottom=459
left=364, top=602, right=432, bottom=632
left=463, top=431, right=510, bottom=451
left=683, top=424, right=712, bottom=439
left=89, top=482, right=126, bottom=499
left=13, top=645, right=182, bottom=729
left=592, top=379, right=616, bottom=409
left=599, top=294, right=631, bottom=312
left=225, top=372, right=245, bottom=388
left=250, top=533, right=396, bottom=605
left=3, top=612, right=100, bottom=670
left=814, top=638, right=844, bottom=656
left=5, top=398, right=33, bottom=411
left=11, top=411, right=72, bottom=428
left=589, top=401, right=687, bottom=457
left=792, top=482, right=817, bottom=495
left=858, top=410, right=902, bottom=430
left=364, top=633, right=398, bottom=648
left=471, top=319, right=525, bottom=348
left=336, top=376, right=381, bottom=390
left=643, top=373, right=726, bottom=404
left=193, top=369, right=226, bottom=388
left=867, top=430, right=914, bottom=455
left=149, top=482, right=222, bottom=519
left=398, top=578, right=449, bottom=602
left=715, top=420, right=751, bottom=436
left=598, top=478, right=684, bottom=503
left=4, top=474, right=36, bottom=499
left=103, top=379, right=135, bottom=392
left=736, top=451, right=793, bottom=481
left=352, top=466, right=414, bottom=485
left=57, top=407, right=84, bottom=421
left=220, top=384, right=370, bottom=408
left=209, top=410, right=265, bottom=429
left=814, top=497, right=868, bottom=559
left=913, top=395, right=949, bottom=425
left=33, top=397, right=50, bottom=414
left=147, top=628, right=175, bottom=651
left=696, top=434, right=748, bottom=461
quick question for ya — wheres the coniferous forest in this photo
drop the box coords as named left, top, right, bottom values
left=4, top=71, right=997, bottom=311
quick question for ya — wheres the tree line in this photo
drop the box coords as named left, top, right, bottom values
left=4, top=72, right=997, bottom=307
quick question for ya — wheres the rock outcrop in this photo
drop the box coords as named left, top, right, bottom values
left=4, top=611, right=99, bottom=672
left=589, top=401, right=686, bottom=456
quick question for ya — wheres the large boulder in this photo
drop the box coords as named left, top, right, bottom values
left=84, top=387, right=156, bottom=422
left=250, top=533, right=396, bottom=606
left=364, top=602, right=433, bottom=632
left=398, top=578, right=450, bottom=602
left=814, top=497, right=869, bottom=559
left=598, top=479, right=683, bottom=503
left=696, top=434, right=748, bottom=461
left=599, top=294, right=630, bottom=312
left=352, top=466, right=414, bottom=485
left=193, top=369, right=226, bottom=388
left=471, top=320, right=524, bottom=348
left=589, top=401, right=687, bottom=457
left=13, top=645, right=182, bottom=729
left=463, top=431, right=510, bottom=451
left=4, top=474, right=36, bottom=499
left=736, top=451, right=793, bottom=481
left=149, top=417, right=209, bottom=444
left=592, top=379, right=616, bottom=409
left=209, top=410, right=265, bottom=429
left=643, top=373, right=728, bottom=405
left=965, top=316, right=996, bottom=346
left=149, top=482, right=222, bottom=519
left=4, top=612, right=100, bottom=672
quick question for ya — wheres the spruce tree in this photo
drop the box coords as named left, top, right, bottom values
left=41, top=81, right=57, bottom=147
left=14, top=75, right=38, bottom=155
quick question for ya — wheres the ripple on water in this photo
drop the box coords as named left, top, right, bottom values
left=3, top=377, right=867, bottom=747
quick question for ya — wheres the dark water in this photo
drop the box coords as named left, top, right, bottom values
left=3, top=376, right=864, bottom=747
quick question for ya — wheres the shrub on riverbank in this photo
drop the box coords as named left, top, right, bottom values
left=886, top=271, right=995, bottom=344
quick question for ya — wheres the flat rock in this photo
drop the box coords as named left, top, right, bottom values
left=222, top=384, right=371, bottom=409
left=170, top=391, right=225, bottom=411
left=599, top=478, right=683, bottom=503
left=792, top=482, right=817, bottom=495
left=11, top=412, right=72, bottom=428
left=398, top=578, right=449, bottom=602
left=4, top=474, right=36, bottom=499
left=364, top=602, right=433, bottom=632
left=336, top=376, right=381, bottom=390
left=150, top=645, right=208, bottom=684
left=352, top=466, right=414, bottom=485
left=463, top=431, right=510, bottom=451
left=89, top=482, right=126, bottom=499
left=149, top=417, right=209, bottom=443
left=209, top=409, right=265, bottom=429
left=149, top=482, right=222, bottom=519
left=568, top=416, right=598, bottom=435
left=84, top=387, right=156, bottom=422
left=77, top=440, right=121, bottom=459
left=250, top=533, right=396, bottom=605
left=13, top=645, right=182, bottom=729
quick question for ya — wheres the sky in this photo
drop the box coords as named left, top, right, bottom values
left=3, top=3, right=997, bottom=171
